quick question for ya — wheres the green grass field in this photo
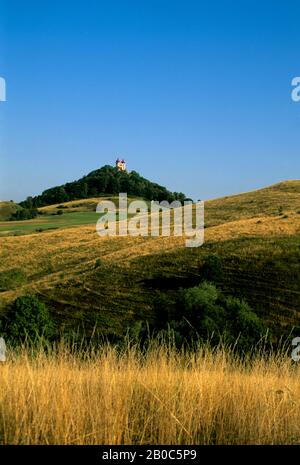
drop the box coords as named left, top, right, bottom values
left=0, top=195, right=147, bottom=237
left=0, top=211, right=101, bottom=236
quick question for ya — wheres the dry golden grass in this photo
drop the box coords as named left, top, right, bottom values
left=0, top=229, right=184, bottom=307
left=204, top=180, right=300, bottom=227
left=205, top=213, right=300, bottom=242
left=38, top=196, right=145, bottom=213
left=1, top=343, right=300, bottom=445
left=38, top=197, right=112, bottom=213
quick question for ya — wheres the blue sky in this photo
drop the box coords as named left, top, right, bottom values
left=0, top=0, right=299, bottom=202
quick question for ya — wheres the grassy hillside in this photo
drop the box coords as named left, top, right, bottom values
left=38, top=195, right=150, bottom=214
left=0, top=201, right=21, bottom=221
left=0, top=180, right=299, bottom=339
left=205, top=180, right=300, bottom=227
left=38, top=197, right=114, bottom=214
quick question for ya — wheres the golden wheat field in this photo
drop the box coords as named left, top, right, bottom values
left=1, top=343, right=300, bottom=445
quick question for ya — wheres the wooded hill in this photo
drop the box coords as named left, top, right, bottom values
left=20, top=165, right=187, bottom=208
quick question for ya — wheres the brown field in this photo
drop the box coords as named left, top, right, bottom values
left=1, top=343, right=300, bottom=445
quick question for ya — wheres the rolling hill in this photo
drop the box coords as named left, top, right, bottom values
left=0, top=180, right=299, bottom=341
left=0, top=201, right=21, bottom=221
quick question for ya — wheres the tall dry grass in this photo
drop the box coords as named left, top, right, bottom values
left=0, top=341, right=300, bottom=445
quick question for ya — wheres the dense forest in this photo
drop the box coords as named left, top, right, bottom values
left=20, top=165, right=187, bottom=209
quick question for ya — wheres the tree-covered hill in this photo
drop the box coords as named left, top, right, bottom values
left=20, top=165, right=187, bottom=208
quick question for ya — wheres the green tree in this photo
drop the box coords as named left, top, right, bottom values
left=224, top=296, right=266, bottom=350
left=171, top=282, right=266, bottom=349
left=178, top=282, right=225, bottom=341
left=3, top=296, right=55, bottom=342
left=25, top=196, right=33, bottom=209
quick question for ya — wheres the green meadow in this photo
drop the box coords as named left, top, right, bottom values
left=0, top=211, right=101, bottom=236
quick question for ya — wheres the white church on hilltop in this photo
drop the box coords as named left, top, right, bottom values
left=115, top=158, right=127, bottom=172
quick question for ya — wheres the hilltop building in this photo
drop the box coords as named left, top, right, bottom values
left=116, top=158, right=126, bottom=172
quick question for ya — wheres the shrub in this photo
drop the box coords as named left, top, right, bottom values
left=10, top=208, right=38, bottom=221
left=154, top=282, right=267, bottom=350
left=94, top=258, right=103, bottom=269
left=201, top=254, right=224, bottom=283
left=224, top=296, right=266, bottom=351
left=177, top=282, right=225, bottom=341
left=3, top=295, right=55, bottom=342
left=127, top=320, right=148, bottom=343
left=152, top=291, right=176, bottom=329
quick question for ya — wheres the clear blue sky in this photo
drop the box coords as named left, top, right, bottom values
left=0, top=0, right=299, bottom=202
